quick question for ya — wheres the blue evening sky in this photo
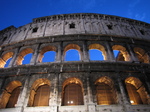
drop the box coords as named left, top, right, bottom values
left=1, top=0, right=150, bottom=66
left=0, top=0, right=150, bottom=30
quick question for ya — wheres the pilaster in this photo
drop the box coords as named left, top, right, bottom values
left=82, top=41, right=89, bottom=62
left=9, top=48, right=20, bottom=67
left=105, top=41, right=115, bottom=61
left=126, top=43, right=138, bottom=62
left=30, top=44, right=40, bottom=65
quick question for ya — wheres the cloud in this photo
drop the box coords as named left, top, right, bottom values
left=83, top=0, right=96, bottom=10
left=135, top=13, right=146, bottom=21
left=127, top=9, right=146, bottom=21
left=127, top=0, right=146, bottom=21
left=129, top=0, right=140, bottom=8
left=81, top=0, right=105, bottom=11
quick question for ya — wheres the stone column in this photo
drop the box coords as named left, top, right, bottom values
left=86, top=74, right=96, bottom=112
left=105, top=42, right=115, bottom=61
left=49, top=75, right=58, bottom=112
left=117, top=75, right=130, bottom=112
left=57, top=73, right=62, bottom=106
left=86, top=77, right=93, bottom=103
left=56, top=42, right=63, bottom=62
left=20, top=75, right=31, bottom=108
left=50, top=76, right=58, bottom=105
left=15, top=75, right=30, bottom=108
left=118, top=75, right=129, bottom=104
left=9, top=47, right=20, bottom=67
left=82, top=41, right=89, bottom=62
left=30, top=44, right=40, bottom=65
left=126, top=44, right=138, bottom=62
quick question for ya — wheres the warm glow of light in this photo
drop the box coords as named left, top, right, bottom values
left=130, top=100, right=134, bottom=104
left=71, top=101, right=73, bottom=104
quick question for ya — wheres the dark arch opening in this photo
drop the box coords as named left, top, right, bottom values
left=33, top=84, right=50, bottom=107
left=62, top=83, right=83, bottom=106
left=6, top=87, right=21, bottom=108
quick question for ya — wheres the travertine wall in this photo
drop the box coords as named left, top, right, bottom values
left=0, top=13, right=150, bottom=46
left=0, top=13, right=150, bottom=112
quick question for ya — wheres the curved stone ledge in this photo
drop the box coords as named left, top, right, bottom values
left=0, top=61, right=149, bottom=77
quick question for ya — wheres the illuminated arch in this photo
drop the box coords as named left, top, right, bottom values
left=16, top=48, right=33, bottom=65
left=38, top=45, right=56, bottom=62
left=134, top=47, right=149, bottom=63
left=62, top=77, right=84, bottom=106
left=95, top=76, right=117, bottom=105
left=0, top=81, right=22, bottom=108
left=112, top=45, right=130, bottom=61
left=64, top=44, right=81, bottom=61
left=28, top=78, right=50, bottom=107
left=125, top=77, right=149, bottom=105
left=0, top=52, right=14, bottom=68
left=89, top=44, right=107, bottom=60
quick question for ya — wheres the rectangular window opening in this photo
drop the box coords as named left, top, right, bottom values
left=107, top=25, right=113, bottom=30
left=69, top=23, right=75, bottom=29
left=32, top=27, right=38, bottom=33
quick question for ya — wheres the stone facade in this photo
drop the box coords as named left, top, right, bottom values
left=0, top=13, right=150, bottom=112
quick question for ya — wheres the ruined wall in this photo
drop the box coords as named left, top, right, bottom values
left=0, top=13, right=150, bottom=112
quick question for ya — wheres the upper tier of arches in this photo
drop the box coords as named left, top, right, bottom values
left=0, top=42, right=149, bottom=68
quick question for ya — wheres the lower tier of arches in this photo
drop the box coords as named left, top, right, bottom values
left=0, top=62, right=150, bottom=112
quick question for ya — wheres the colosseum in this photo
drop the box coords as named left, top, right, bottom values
left=0, top=13, right=150, bottom=112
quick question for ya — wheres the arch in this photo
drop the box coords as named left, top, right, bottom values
left=16, top=48, right=33, bottom=65
left=89, top=44, right=107, bottom=60
left=112, top=45, right=130, bottom=61
left=95, top=76, right=117, bottom=105
left=0, top=81, right=22, bottom=108
left=125, top=77, right=149, bottom=105
left=38, top=45, right=56, bottom=62
left=62, top=77, right=84, bottom=106
left=28, top=78, right=50, bottom=107
left=64, top=44, right=81, bottom=61
left=133, top=47, right=149, bottom=63
left=0, top=52, right=14, bottom=68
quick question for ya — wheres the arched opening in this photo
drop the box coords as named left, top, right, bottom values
left=0, top=81, right=22, bottom=108
left=89, top=49, right=103, bottom=60
left=134, top=47, right=149, bottom=63
left=89, top=44, right=106, bottom=60
left=6, top=87, right=21, bottom=108
left=62, top=77, right=84, bottom=106
left=125, top=77, right=149, bottom=105
left=65, top=49, right=80, bottom=61
left=33, top=84, right=50, bottom=106
left=95, top=76, right=117, bottom=105
left=22, top=53, right=33, bottom=64
left=42, top=51, right=56, bottom=62
left=113, top=50, right=120, bottom=58
left=28, top=78, right=50, bottom=107
left=16, top=48, right=33, bottom=65
left=4, top=58, right=12, bottom=67
left=64, top=44, right=81, bottom=61
left=0, top=52, right=14, bottom=68
left=38, top=46, right=56, bottom=63
left=112, top=45, right=130, bottom=61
